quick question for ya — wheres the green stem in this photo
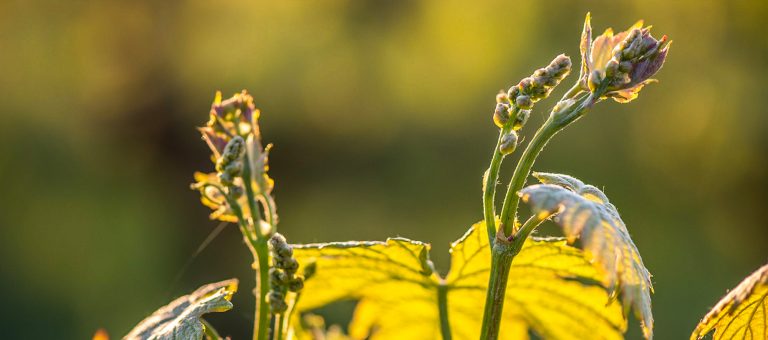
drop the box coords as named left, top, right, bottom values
left=480, top=91, right=601, bottom=340
left=483, top=107, right=519, bottom=248
left=498, top=94, right=594, bottom=236
left=482, top=128, right=508, bottom=247
left=479, top=214, right=549, bottom=340
left=254, top=240, right=271, bottom=340
left=223, top=185, right=270, bottom=340
left=478, top=240, right=514, bottom=340
left=437, top=283, right=452, bottom=340
left=277, top=292, right=299, bottom=340
left=242, top=161, right=264, bottom=237
left=241, top=145, right=276, bottom=340
left=224, top=192, right=258, bottom=257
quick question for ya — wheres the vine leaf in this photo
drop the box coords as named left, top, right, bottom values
left=291, top=222, right=627, bottom=339
left=691, top=264, right=768, bottom=339
left=519, top=172, right=654, bottom=339
left=124, top=279, right=238, bottom=340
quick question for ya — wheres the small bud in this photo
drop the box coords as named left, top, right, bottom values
left=588, top=70, right=603, bottom=91
left=618, top=61, right=633, bottom=73
left=499, top=130, right=518, bottom=155
left=215, top=137, right=246, bottom=186
left=552, top=99, right=576, bottom=118
left=269, top=233, right=286, bottom=246
left=270, top=267, right=289, bottom=286
left=493, top=103, right=510, bottom=128
left=507, top=86, right=520, bottom=100
left=512, top=110, right=530, bottom=130
left=287, top=276, right=304, bottom=292
left=605, top=60, right=619, bottom=78
left=303, top=261, right=317, bottom=280
left=544, top=77, right=559, bottom=87
left=515, top=95, right=533, bottom=109
left=267, top=291, right=287, bottom=313
left=554, top=54, right=571, bottom=69
left=269, top=233, right=292, bottom=258
left=509, top=54, right=572, bottom=111
left=278, top=258, right=299, bottom=273
left=518, top=78, right=533, bottom=93
left=496, top=91, right=510, bottom=104
left=217, top=137, right=245, bottom=168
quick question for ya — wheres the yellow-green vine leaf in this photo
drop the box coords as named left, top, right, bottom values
left=124, top=279, right=238, bottom=340
left=292, top=222, right=626, bottom=339
left=519, top=172, right=653, bottom=339
left=691, top=263, right=768, bottom=339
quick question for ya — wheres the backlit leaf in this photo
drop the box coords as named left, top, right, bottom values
left=519, top=172, right=653, bottom=339
left=691, top=263, right=768, bottom=339
left=124, top=279, right=238, bottom=340
left=292, top=222, right=626, bottom=339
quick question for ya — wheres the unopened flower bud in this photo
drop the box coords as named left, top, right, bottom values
left=515, top=95, right=533, bottom=110
left=274, top=256, right=299, bottom=274
left=499, top=130, right=518, bottom=155
left=507, top=86, right=520, bottom=100
left=512, top=110, right=530, bottom=130
left=493, top=103, right=511, bottom=128
left=303, top=261, right=317, bottom=280
left=267, top=291, right=287, bottom=313
left=270, top=267, right=289, bottom=285
left=496, top=91, right=510, bottom=104
left=518, top=78, right=533, bottom=93
left=215, top=137, right=246, bottom=186
left=588, top=70, right=603, bottom=91
left=552, top=99, right=576, bottom=118
left=269, top=233, right=292, bottom=258
left=604, top=60, right=619, bottom=78
left=618, top=61, right=633, bottom=73
left=509, top=54, right=572, bottom=111
left=219, top=137, right=245, bottom=165
left=287, top=276, right=304, bottom=292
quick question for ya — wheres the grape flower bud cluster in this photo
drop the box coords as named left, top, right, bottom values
left=580, top=13, right=670, bottom=103
left=267, top=233, right=304, bottom=313
left=493, top=54, right=572, bottom=154
left=216, top=136, right=246, bottom=187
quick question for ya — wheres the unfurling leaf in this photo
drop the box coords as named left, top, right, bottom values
left=691, top=264, right=768, bottom=339
left=191, top=172, right=252, bottom=223
left=124, top=279, right=238, bottom=340
left=519, top=172, right=653, bottom=339
left=292, top=222, right=626, bottom=339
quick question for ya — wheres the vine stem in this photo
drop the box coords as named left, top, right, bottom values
left=254, top=240, right=271, bottom=340
left=498, top=93, right=594, bottom=236
left=437, top=282, right=452, bottom=340
left=482, top=106, right=519, bottom=249
left=478, top=214, right=548, bottom=340
left=239, top=160, right=268, bottom=340
left=479, top=91, right=601, bottom=340
left=241, top=159, right=274, bottom=340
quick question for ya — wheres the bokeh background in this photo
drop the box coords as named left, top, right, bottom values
left=1, top=0, right=766, bottom=339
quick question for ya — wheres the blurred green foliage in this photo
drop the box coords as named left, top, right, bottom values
left=0, top=0, right=766, bottom=339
